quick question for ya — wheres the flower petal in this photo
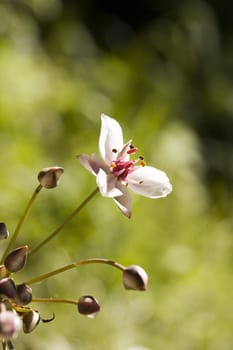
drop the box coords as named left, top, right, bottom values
left=113, top=183, right=132, bottom=218
left=96, top=169, right=123, bottom=197
left=99, top=114, right=124, bottom=164
left=116, top=140, right=131, bottom=161
left=127, top=166, right=172, bottom=198
left=77, top=154, right=107, bottom=175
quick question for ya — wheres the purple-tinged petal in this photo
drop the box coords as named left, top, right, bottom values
left=99, top=114, right=124, bottom=165
left=113, top=183, right=132, bottom=218
left=116, top=140, right=131, bottom=161
left=77, top=154, right=107, bottom=175
left=127, top=166, right=172, bottom=198
left=97, top=169, right=123, bottom=197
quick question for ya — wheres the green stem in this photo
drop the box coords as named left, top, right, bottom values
left=29, top=187, right=99, bottom=257
left=32, top=297, right=77, bottom=305
left=23, top=258, right=125, bottom=285
left=2, top=342, right=7, bottom=350
left=0, top=184, right=42, bottom=264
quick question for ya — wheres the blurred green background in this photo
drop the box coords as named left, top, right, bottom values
left=0, top=0, right=232, bottom=349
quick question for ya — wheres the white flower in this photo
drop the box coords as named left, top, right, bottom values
left=0, top=310, right=22, bottom=340
left=77, top=114, right=172, bottom=217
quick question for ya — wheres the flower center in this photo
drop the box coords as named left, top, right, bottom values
left=110, top=145, right=146, bottom=181
left=111, top=160, right=134, bottom=181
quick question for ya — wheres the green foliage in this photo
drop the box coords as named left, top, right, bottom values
left=0, top=1, right=232, bottom=349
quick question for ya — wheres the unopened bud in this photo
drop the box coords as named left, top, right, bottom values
left=22, top=310, right=40, bottom=334
left=14, top=284, right=32, bottom=305
left=123, top=265, right=148, bottom=291
left=0, top=222, right=9, bottom=240
left=77, top=296, right=100, bottom=318
left=4, top=245, right=28, bottom=273
left=0, top=278, right=17, bottom=299
left=38, top=167, right=64, bottom=189
left=0, top=310, right=22, bottom=339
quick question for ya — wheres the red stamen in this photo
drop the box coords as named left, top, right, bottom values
left=111, top=160, right=134, bottom=181
left=127, top=148, right=138, bottom=155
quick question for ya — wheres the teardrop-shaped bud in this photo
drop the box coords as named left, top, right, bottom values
left=22, top=310, right=40, bottom=334
left=0, top=265, right=8, bottom=279
left=38, top=167, right=64, bottom=189
left=0, top=278, right=17, bottom=299
left=77, top=296, right=100, bottom=318
left=4, top=245, right=28, bottom=273
left=14, top=284, right=32, bottom=305
left=0, top=310, right=22, bottom=339
left=122, top=265, right=148, bottom=291
left=0, top=222, right=9, bottom=240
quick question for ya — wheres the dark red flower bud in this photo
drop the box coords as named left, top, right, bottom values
left=123, top=265, right=148, bottom=291
left=22, top=310, right=40, bottom=334
left=4, top=245, right=28, bottom=273
left=0, top=222, right=9, bottom=240
left=38, top=167, right=64, bottom=189
left=77, top=296, right=100, bottom=318
left=0, top=278, right=17, bottom=299
left=14, top=284, right=32, bottom=305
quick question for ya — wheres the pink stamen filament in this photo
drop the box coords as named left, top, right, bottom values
left=111, top=144, right=146, bottom=181
left=111, top=161, right=134, bottom=180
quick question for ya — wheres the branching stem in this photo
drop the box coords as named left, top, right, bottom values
left=23, top=258, right=125, bottom=285
left=32, top=298, right=77, bottom=305
left=0, top=185, right=42, bottom=264
left=29, top=187, right=99, bottom=257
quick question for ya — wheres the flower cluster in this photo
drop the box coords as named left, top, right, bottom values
left=0, top=115, right=172, bottom=349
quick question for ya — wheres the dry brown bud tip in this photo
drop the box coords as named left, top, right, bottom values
left=37, top=166, right=64, bottom=189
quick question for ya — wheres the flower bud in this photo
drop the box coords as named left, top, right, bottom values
left=22, top=310, right=40, bottom=334
left=0, top=310, right=22, bottom=339
left=14, top=284, right=32, bottom=305
left=0, top=278, right=17, bottom=299
left=38, top=167, right=64, bottom=189
left=77, top=296, right=100, bottom=318
left=0, top=222, right=9, bottom=240
left=4, top=245, right=28, bottom=273
left=122, top=265, right=148, bottom=291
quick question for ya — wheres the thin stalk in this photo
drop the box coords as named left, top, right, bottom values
left=29, top=187, right=99, bottom=257
left=2, top=343, right=11, bottom=350
left=23, top=258, right=126, bottom=285
left=6, top=342, right=14, bottom=350
left=32, top=298, right=77, bottom=305
left=0, top=184, right=42, bottom=264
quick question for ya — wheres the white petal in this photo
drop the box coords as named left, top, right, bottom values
left=113, top=183, right=132, bottom=218
left=97, top=169, right=123, bottom=197
left=77, top=154, right=107, bottom=175
left=116, top=140, right=131, bottom=161
left=99, top=114, right=124, bottom=164
left=127, top=166, right=172, bottom=198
